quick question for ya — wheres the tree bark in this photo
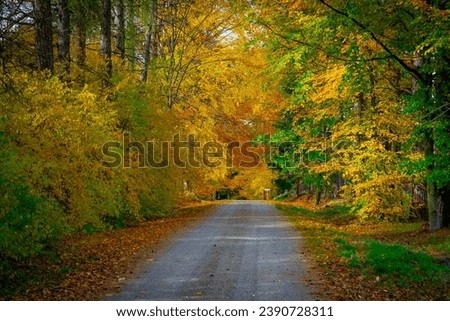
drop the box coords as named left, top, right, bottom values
left=34, top=0, right=53, bottom=73
left=101, top=0, right=113, bottom=85
left=424, top=130, right=443, bottom=231
left=76, top=24, right=87, bottom=65
left=73, top=0, right=87, bottom=66
left=442, top=187, right=450, bottom=228
left=296, top=177, right=302, bottom=197
left=411, top=56, right=444, bottom=231
left=56, top=0, right=71, bottom=75
left=141, top=0, right=158, bottom=82
left=315, top=189, right=322, bottom=206
left=114, top=0, right=125, bottom=61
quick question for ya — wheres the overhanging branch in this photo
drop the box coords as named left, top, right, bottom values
left=318, top=0, right=425, bottom=82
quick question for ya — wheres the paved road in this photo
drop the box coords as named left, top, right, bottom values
left=110, top=201, right=312, bottom=300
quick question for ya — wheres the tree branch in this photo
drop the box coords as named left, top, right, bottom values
left=317, top=0, right=425, bottom=82
left=261, top=21, right=393, bottom=63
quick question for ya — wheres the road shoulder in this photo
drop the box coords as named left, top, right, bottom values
left=12, top=203, right=216, bottom=300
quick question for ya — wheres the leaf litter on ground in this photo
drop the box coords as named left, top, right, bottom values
left=6, top=203, right=216, bottom=300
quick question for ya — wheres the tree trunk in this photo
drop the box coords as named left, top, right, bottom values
left=34, top=0, right=53, bottom=73
left=73, top=0, right=87, bottom=66
left=411, top=56, right=444, bottom=231
left=296, top=177, right=302, bottom=197
left=76, top=24, right=87, bottom=65
left=141, top=0, right=157, bottom=82
left=123, top=0, right=136, bottom=66
left=424, top=130, right=443, bottom=231
left=101, top=0, right=113, bottom=85
left=442, top=187, right=450, bottom=228
left=355, top=92, right=364, bottom=143
left=56, top=0, right=71, bottom=75
left=114, top=0, right=125, bottom=61
left=315, top=189, right=322, bottom=206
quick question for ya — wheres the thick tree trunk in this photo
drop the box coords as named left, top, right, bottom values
left=141, top=0, right=157, bottom=82
left=101, top=0, right=113, bottom=85
left=34, top=0, right=53, bottom=73
left=442, top=187, right=450, bottom=228
left=56, top=0, right=71, bottom=75
left=114, top=0, right=125, bottom=61
left=424, top=130, right=443, bottom=231
left=411, top=56, right=444, bottom=231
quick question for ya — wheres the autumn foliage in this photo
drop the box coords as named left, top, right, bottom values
left=0, top=0, right=277, bottom=290
left=1, top=0, right=449, bottom=299
left=254, top=0, right=450, bottom=227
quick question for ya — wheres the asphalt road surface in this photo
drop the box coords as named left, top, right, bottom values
left=110, top=201, right=312, bottom=300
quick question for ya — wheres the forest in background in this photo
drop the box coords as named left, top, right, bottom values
left=1, top=0, right=449, bottom=295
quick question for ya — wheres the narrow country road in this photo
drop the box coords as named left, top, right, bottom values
left=109, top=201, right=312, bottom=300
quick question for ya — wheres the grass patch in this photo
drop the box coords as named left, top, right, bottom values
left=365, top=241, right=449, bottom=287
left=289, top=204, right=355, bottom=225
left=335, top=238, right=359, bottom=267
left=278, top=203, right=450, bottom=300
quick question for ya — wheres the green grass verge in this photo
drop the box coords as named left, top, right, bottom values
left=277, top=203, right=450, bottom=300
